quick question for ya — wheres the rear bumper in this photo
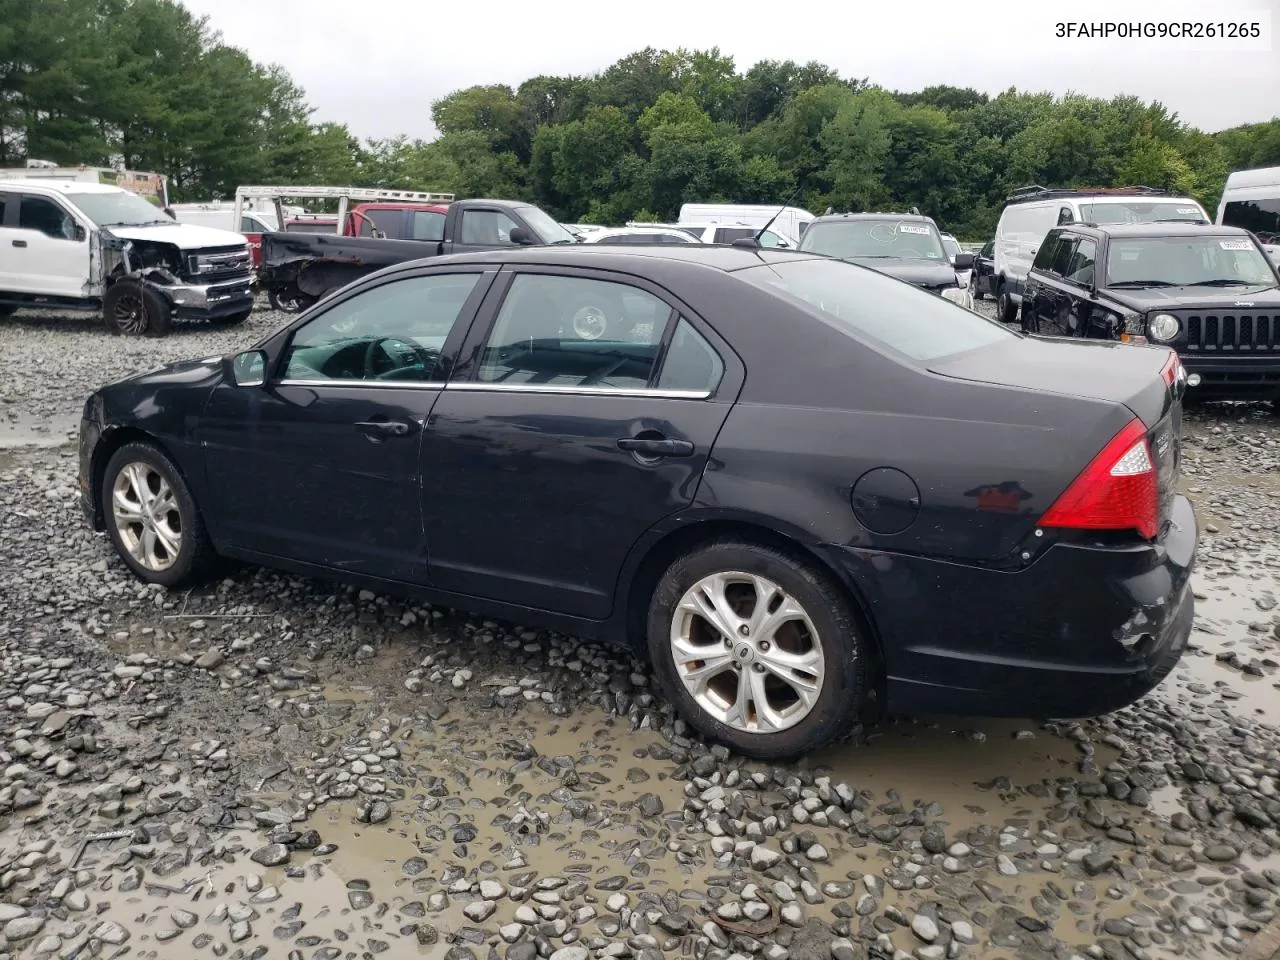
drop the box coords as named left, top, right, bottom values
left=1181, top=355, right=1280, bottom=400
left=825, top=494, right=1197, bottom=718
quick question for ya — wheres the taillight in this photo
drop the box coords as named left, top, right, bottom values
left=1039, top=418, right=1158, bottom=540
left=1159, top=351, right=1183, bottom=388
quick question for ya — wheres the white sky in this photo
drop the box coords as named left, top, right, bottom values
left=184, top=0, right=1278, bottom=140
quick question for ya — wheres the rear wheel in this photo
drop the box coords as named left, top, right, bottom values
left=101, top=442, right=216, bottom=587
left=646, top=540, right=868, bottom=760
left=267, top=288, right=311, bottom=313
left=105, top=280, right=172, bottom=337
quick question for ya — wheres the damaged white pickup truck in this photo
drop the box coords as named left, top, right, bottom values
left=0, top=179, right=253, bottom=336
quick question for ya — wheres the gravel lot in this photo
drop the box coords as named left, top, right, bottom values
left=1, top=300, right=1280, bottom=960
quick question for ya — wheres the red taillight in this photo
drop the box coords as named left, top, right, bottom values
left=1039, top=418, right=1158, bottom=540
left=1159, top=351, right=1182, bottom=388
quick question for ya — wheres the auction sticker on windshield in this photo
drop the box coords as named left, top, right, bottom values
left=897, top=224, right=931, bottom=235
left=1220, top=239, right=1253, bottom=250
left=1177, top=207, right=1201, bottom=215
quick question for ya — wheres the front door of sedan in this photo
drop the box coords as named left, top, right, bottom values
left=199, top=269, right=493, bottom=581
left=420, top=268, right=741, bottom=620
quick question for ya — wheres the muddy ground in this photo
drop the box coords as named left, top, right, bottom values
left=1, top=302, right=1279, bottom=960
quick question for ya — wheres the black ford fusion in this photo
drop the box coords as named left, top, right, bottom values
left=79, top=245, right=1197, bottom=760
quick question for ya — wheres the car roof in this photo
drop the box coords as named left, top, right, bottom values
left=0, top=179, right=127, bottom=195
left=809, top=213, right=937, bottom=225
left=1059, top=222, right=1251, bottom=239
left=381, top=244, right=823, bottom=274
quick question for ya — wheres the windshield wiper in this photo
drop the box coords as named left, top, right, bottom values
left=1108, top=279, right=1177, bottom=288
left=1184, top=278, right=1258, bottom=287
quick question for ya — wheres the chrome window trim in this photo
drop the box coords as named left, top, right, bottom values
left=276, top=379, right=444, bottom=390
left=446, top=382, right=711, bottom=399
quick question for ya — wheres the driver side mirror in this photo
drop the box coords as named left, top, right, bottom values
left=952, top=253, right=975, bottom=270
left=508, top=226, right=535, bottom=246
left=228, top=349, right=266, bottom=387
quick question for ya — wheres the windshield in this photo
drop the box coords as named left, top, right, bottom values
left=1078, top=200, right=1207, bottom=225
left=798, top=219, right=948, bottom=261
left=66, top=191, right=172, bottom=228
left=515, top=205, right=579, bottom=244
left=1105, top=235, right=1277, bottom=288
left=739, top=258, right=1014, bottom=363
left=940, top=235, right=961, bottom=258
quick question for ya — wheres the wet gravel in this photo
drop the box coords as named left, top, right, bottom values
left=1, top=301, right=1280, bottom=960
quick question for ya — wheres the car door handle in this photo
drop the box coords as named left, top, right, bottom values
left=11, top=240, right=26, bottom=248
left=355, top=419, right=413, bottom=438
left=616, top=437, right=694, bottom=457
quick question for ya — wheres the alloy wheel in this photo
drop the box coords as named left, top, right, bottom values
left=111, top=461, right=183, bottom=571
left=113, top=293, right=147, bottom=334
left=669, top=571, right=825, bottom=734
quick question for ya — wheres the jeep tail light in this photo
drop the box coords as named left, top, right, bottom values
left=1039, top=418, right=1158, bottom=540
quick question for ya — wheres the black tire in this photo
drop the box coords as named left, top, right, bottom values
left=0, top=305, right=14, bottom=320
left=267, top=288, right=310, bottom=313
left=100, top=441, right=216, bottom=587
left=968, top=274, right=981, bottom=300
left=646, top=540, right=868, bottom=760
left=104, top=280, right=172, bottom=337
left=996, top=283, right=1017, bottom=324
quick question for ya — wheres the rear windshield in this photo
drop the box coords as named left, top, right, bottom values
left=798, top=219, right=948, bottom=261
left=1078, top=200, right=1207, bottom=224
left=738, top=258, right=1014, bottom=363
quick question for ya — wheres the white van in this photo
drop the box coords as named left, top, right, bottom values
left=1217, top=166, right=1280, bottom=264
left=170, top=201, right=279, bottom=234
left=678, top=203, right=813, bottom=246
left=991, top=186, right=1210, bottom=322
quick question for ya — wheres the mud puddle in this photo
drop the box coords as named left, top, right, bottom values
left=0, top=409, right=78, bottom=449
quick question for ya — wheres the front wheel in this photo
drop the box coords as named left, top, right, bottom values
left=104, top=280, right=172, bottom=337
left=101, top=442, right=216, bottom=587
left=646, top=540, right=868, bottom=760
left=996, top=284, right=1017, bottom=324
left=267, top=288, right=311, bottom=313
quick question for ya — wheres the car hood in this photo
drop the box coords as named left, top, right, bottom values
left=841, top=257, right=957, bottom=287
left=1102, top=284, right=1280, bottom=312
left=106, top=222, right=248, bottom=251
left=103, top=355, right=225, bottom=393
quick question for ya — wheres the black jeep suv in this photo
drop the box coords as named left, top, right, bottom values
left=1021, top=222, right=1280, bottom=402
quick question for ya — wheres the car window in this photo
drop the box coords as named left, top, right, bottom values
left=461, top=210, right=520, bottom=245
left=410, top=210, right=446, bottom=242
left=981, top=241, right=994, bottom=258
left=1223, top=198, right=1280, bottom=239
left=739, top=258, right=1013, bottom=364
left=281, top=274, right=482, bottom=383
left=477, top=274, right=671, bottom=390
left=0, top=195, right=7, bottom=224
left=1049, top=237, right=1078, bottom=276
left=1065, top=239, right=1097, bottom=286
left=656, top=318, right=724, bottom=394
left=19, top=195, right=76, bottom=239
left=714, top=227, right=756, bottom=244
left=358, top=209, right=407, bottom=238
left=1032, top=233, right=1064, bottom=271
left=758, top=230, right=786, bottom=247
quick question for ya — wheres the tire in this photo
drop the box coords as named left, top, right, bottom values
left=968, top=274, right=980, bottom=300
left=0, top=305, right=14, bottom=320
left=646, top=540, right=868, bottom=760
left=996, top=283, right=1017, bottom=324
left=104, top=280, right=172, bottom=337
left=267, top=288, right=310, bottom=313
left=101, top=441, right=216, bottom=587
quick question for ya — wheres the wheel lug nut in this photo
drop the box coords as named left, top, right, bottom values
left=752, top=663, right=765, bottom=673
left=758, top=640, right=770, bottom=652
left=723, top=637, right=732, bottom=648
left=738, top=625, right=750, bottom=636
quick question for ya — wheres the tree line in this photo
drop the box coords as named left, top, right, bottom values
left=3, top=0, right=1278, bottom=239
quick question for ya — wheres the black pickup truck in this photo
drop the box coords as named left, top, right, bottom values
left=259, top=198, right=579, bottom=312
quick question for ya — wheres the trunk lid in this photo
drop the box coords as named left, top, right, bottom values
left=930, top=335, right=1182, bottom=536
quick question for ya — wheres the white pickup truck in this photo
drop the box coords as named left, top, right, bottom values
left=0, top=179, right=254, bottom=336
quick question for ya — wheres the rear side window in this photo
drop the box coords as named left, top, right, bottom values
left=411, top=210, right=445, bottom=242
left=1033, top=232, right=1064, bottom=270
left=478, top=274, right=670, bottom=389
left=656, top=318, right=724, bottom=394
left=740, top=259, right=1013, bottom=364
left=359, top=209, right=407, bottom=237
left=0, top=194, right=7, bottom=224
left=1222, top=198, right=1280, bottom=242
left=1049, top=237, right=1078, bottom=276
left=713, top=227, right=756, bottom=244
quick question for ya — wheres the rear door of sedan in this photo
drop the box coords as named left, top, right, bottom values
left=420, top=265, right=743, bottom=620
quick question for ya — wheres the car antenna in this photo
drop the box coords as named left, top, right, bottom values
left=732, top=184, right=804, bottom=250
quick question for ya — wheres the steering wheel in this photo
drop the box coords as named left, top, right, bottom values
left=362, top=337, right=437, bottom=380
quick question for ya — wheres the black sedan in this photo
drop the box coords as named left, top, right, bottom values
left=78, top=245, right=1198, bottom=760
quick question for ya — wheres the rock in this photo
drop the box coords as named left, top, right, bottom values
left=751, top=845, right=782, bottom=870
left=1082, top=852, right=1116, bottom=876
left=921, top=824, right=947, bottom=854
left=250, top=843, right=290, bottom=867
left=1206, top=844, right=1240, bottom=863
left=911, top=914, right=939, bottom=943
left=951, top=920, right=975, bottom=944
left=830, top=937, right=858, bottom=960
left=91, top=921, right=130, bottom=944
left=549, top=948, right=588, bottom=960
left=806, top=843, right=829, bottom=862
left=4, top=915, right=45, bottom=940
left=464, top=900, right=497, bottom=922
left=196, top=650, right=224, bottom=669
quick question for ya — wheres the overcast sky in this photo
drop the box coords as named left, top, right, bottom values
left=183, top=0, right=1277, bottom=141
